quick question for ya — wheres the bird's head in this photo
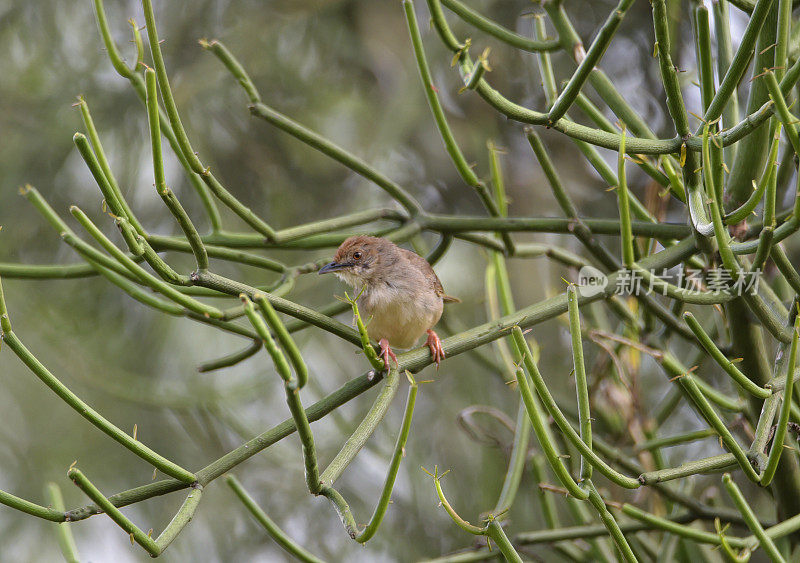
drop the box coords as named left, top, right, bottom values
left=318, top=235, right=398, bottom=287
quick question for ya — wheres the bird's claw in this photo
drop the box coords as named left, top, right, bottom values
left=426, top=330, right=445, bottom=368
left=378, top=338, right=398, bottom=370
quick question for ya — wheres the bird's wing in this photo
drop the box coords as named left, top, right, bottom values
left=401, top=248, right=460, bottom=304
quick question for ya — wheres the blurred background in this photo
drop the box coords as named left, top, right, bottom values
left=0, top=0, right=785, bottom=560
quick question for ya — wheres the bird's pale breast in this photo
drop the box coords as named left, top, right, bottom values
left=359, top=282, right=443, bottom=349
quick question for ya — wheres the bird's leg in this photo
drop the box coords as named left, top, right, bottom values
left=426, top=329, right=445, bottom=367
left=378, top=338, right=398, bottom=369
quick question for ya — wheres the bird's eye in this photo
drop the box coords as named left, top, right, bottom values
left=353, top=251, right=362, bottom=260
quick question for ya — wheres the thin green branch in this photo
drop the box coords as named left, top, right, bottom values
left=639, top=453, right=737, bottom=485
left=92, top=0, right=222, bottom=230
left=713, top=0, right=740, bottom=163
left=68, top=468, right=160, bottom=557
left=0, top=275, right=196, bottom=483
left=547, top=0, right=635, bottom=124
left=617, top=129, right=635, bottom=266
left=725, top=127, right=780, bottom=224
left=658, top=352, right=760, bottom=481
left=684, top=312, right=772, bottom=398
left=253, top=294, right=309, bottom=388
left=44, top=483, right=79, bottom=562
left=512, top=327, right=640, bottom=489
left=701, top=0, right=775, bottom=127
left=153, top=485, right=203, bottom=552
left=241, top=295, right=321, bottom=493
left=722, top=473, right=786, bottom=562
left=403, top=0, right=512, bottom=253
left=69, top=207, right=223, bottom=318
left=439, top=0, right=559, bottom=52
left=761, top=315, right=800, bottom=485
left=76, top=97, right=143, bottom=233
left=354, top=373, right=418, bottom=543
left=201, top=39, right=422, bottom=217
left=345, top=290, right=386, bottom=372
left=226, top=476, right=324, bottom=562
left=725, top=0, right=777, bottom=206
left=585, top=481, right=636, bottom=562
left=144, top=67, right=209, bottom=271
left=141, top=0, right=277, bottom=238
left=567, top=286, right=592, bottom=481
left=320, top=366, right=401, bottom=489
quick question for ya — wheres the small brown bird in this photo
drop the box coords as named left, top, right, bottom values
left=319, top=236, right=459, bottom=368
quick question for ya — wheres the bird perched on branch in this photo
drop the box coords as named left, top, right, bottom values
left=319, top=236, right=459, bottom=368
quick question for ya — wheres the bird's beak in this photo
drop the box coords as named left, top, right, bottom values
left=319, top=261, right=350, bottom=275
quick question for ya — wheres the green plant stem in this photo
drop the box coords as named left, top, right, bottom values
left=197, top=339, right=261, bottom=372
left=761, top=316, right=800, bottom=485
left=634, top=428, right=718, bottom=452
left=141, top=0, right=277, bottom=239
left=201, top=39, right=422, bottom=217
left=428, top=470, right=523, bottom=561
left=403, top=0, right=513, bottom=253
left=144, top=68, right=209, bottom=271
left=651, top=0, right=692, bottom=140
left=320, top=368, right=400, bottom=486
left=146, top=235, right=286, bottom=272
left=567, top=286, right=592, bottom=481
left=253, top=294, right=309, bottom=388
left=617, top=130, right=635, bottom=266
left=771, top=244, right=800, bottom=296
left=725, top=127, right=780, bottom=224
left=684, top=312, right=772, bottom=398
left=713, top=1, right=739, bottom=164
left=765, top=70, right=800, bottom=157
left=515, top=510, right=742, bottom=546
left=702, top=0, right=774, bottom=127
left=492, top=402, right=530, bottom=514
left=190, top=271, right=361, bottom=345
left=68, top=468, right=160, bottom=556
left=726, top=0, right=777, bottom=207
left=44, top=483, right=79, bottom=562
left=515, top=364, right=589, bottom=499
left=76, top=97, right=143, bottom=233
left=723, top=473, right=786, bottom=562
left=240, top=295, right=321, bottom=494
left=585, top=481, right=637, bottom=562
left=658, top=352, right=760, bottom=481
left=354, top=375, right=418, bottom=543
left=572, top=93, right=672, bottom=202
left=429, top=1, right=777, bottom=155
left=92, top=0, right=222, bottom=230
left=0, top=276, right=196, bottom=483
left=619, top=502, right=749, bottom=548
left=226, top=476, right=324, bottom=562
left=72, top=133, right=129, bottom=224
left=347, top=292, right=385, bottom=371
left=0, top=262, right=102, bottom=279
left=547, top=0, right=635, bottom=124
left=486, top=519, right=523, bottom=563
left=639, top=454, right=737, bottom=485
left=154, top=486, right=204, bottom=552
left=512, top=327, right=640, bottom=489
left=439, top=0, right=559, bottom=52
left=69, top=207, right=223, bottom=318
left=525, top=129, right=619, bottom=271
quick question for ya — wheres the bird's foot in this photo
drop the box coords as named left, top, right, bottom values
left=378, top=338, right=398, bottom=370
left=426, top=329, right=445, bottom=368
